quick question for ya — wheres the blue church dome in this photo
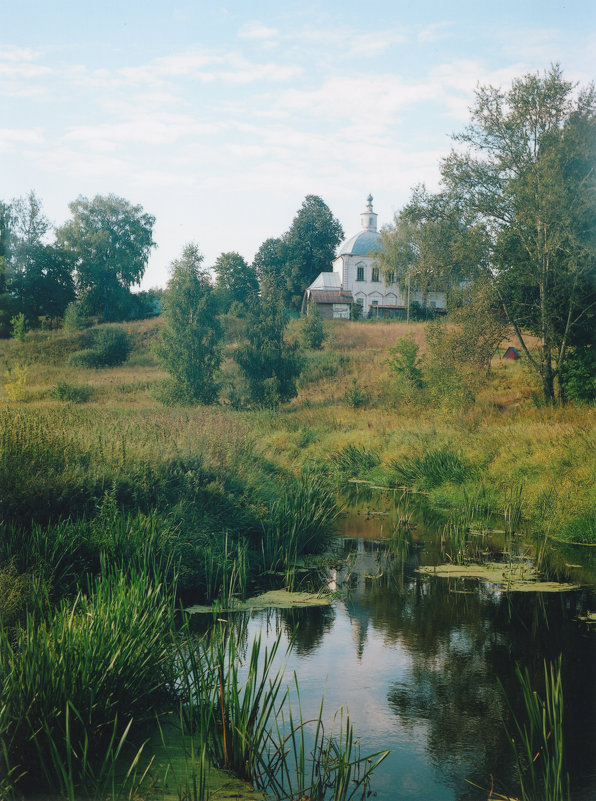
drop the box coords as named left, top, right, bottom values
left=337, top=229, right=381, bottom=256
left=336, top=194, right=381, bottom=256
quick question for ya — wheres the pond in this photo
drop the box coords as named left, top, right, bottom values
left=204, top=504, right=596, bottom=801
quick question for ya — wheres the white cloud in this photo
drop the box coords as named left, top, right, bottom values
left=238, top=21, right=279, bottom=40
left=418, top=22, right=453, bottom=44
left=0, top=128, right=44, bottom=152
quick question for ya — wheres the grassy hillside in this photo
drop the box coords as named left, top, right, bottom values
left=1, top=316, right=594, bottom=545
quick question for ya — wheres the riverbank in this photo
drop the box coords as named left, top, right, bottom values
left=0, top=316, right=594, bottom=798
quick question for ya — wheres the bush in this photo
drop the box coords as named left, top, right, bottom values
left=69, top=326, right=131, bottom=368
left=345, top=378, right=369, bottom=408
left=391, top=446, right=474, bottom=489
left=300, top=302, right=325, bottom=349
left=50, top=382, right=94, bottom=403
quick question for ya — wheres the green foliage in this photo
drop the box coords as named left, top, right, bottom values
left=344, top=378, right=369, bottom=409
left=10, top=312, right=27, bottom=341
left=350, top=302, right=362, bottom=320
left=300, top=301, right=325, bottom=349
left=233, top=282, right=301, bottom=407
left=424, top=318, right=477, bottom=409
left=57, top=194, right=155, bottom=321
left=330, top=444, right=380, bottom=473
left=0, top=570, right=175, bottom=797
left=62, top=302, right=84, bottom=331
left=156, top=243, right=222, bottom=405
left=386, top=334, right=423, bottom=387
left=263, top=463, right=340, bottom=570
left=559, top=346, right=596, bottom=403
left=213, top=251, right=259, bottom=314
left=391, top=446, right=474, bottom=489
left=441, top=66, right=596, bottom=403
left=50, top=381, right=94, bottom=403
left=177, top=621, right=388, bottom=800
left=283, top=195, right=344, bottom=309
left=69, top=326, right=131, bottom=368
left=501, top=657, right=570, bottom=801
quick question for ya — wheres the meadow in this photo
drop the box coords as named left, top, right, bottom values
left=0, top=315, right=593, bottom=799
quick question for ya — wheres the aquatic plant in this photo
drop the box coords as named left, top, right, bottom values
left=501, top=656, right=570, bottom=801
left=0, top=569, right=176, bottom=797
left=329, top=444, right=380, bottom=474
left=391, top=446, right=474, bottom=489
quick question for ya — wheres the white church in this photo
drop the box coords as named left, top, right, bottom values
left=303, top=195, right=447, bottom=319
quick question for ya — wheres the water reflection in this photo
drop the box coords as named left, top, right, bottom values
left=237, top=515, right=596, bottom=801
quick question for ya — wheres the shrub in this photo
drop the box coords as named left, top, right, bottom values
left=69, top=326, right=131, bottom=368
left=3, top=364, right=28, bottom=401
left=345, top=378, right=369, bottom=408
left=93, top=326, right=131, bottom=366
left=62, top=302, right=84, bottom=332
left=391, top=446, right=474, bottom=489
left=50, top=381, right=94, bottom=403
left=300, top=301, right=325, bottom=349
left=386, top=334, right=423, bottom=387
left=10, top=313, right=27, bottom=342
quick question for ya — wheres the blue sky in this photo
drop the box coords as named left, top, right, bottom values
left=2, top=0, right=594, bottom=288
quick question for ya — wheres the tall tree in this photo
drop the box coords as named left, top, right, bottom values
left=439, top=65, right=595, bottom=403
left=252, top=237, right=287, bottom=291
left=283, top=196, right=344, bottom=309
left=156, top=243, right=221, bottom=405
left=233, top=279, right=301, bottom=407
left=213, top=251, right=259, bottom=313
left=57, top=194, right=155, bottom=321
left=0, top=192, right=75, bottom=327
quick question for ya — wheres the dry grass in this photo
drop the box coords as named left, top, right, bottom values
left=0, top=316, right=593, bottom=541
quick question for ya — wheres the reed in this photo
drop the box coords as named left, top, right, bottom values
left=175, top=620, right=389, bottom=801
left=391, top=446, right=474, bottom=490
left=0, top=568, right=176, bottom=796
left=501, top=656, right=570, bottom=801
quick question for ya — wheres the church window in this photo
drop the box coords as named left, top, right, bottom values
left=371, top=266, right=380, bottom=282
left=356, top=266, right=365, bottom=281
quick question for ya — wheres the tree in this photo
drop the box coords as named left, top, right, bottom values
left=283, top=195, right=344, bottom=309
left=57, top=194, right=155, bottom=321
left=213, top=251, right=259, bottom=314
left=156, top=243, right=221, bottom=405
left=376, top=189, right=488, bottom=320
left=252, top=237, right=288, bottom=291
left=0, top=192, right=75, bottom=327
left=299, top=300, right=325, bottom=349
left=233, top=280, right=301, bottom=407
left=439, top=65, right=596, bottom=403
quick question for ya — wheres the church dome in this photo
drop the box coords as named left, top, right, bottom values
left=336, top=194, right=381, bottom=256
left=337, top=229, right=381, bottom=256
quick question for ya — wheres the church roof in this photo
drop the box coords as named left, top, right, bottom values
left=309, top=271, right=341, bottom=290
left=336, top=194, right=381, bottom=257
left=337, top=229, right=381, bottom=256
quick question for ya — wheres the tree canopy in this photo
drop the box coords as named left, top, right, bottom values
left=387, top=66, right=595, bottom=403
left=57, top=194, right=155, bottom=321
left=213, top=251, right=259, bottom=313
left=156, top=243, right=221, bottom=405
left=252, top=196, right=343, bottom=309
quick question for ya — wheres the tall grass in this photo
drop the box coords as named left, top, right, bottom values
left=391, top=446, right=474, bottom=489
left=501, top=656, right=570, bottom=801
left=0, top=569, right=176, bottom=797
left=261, top=464, right=340, bottom=582
left=176, top=619, right=389, bottom=800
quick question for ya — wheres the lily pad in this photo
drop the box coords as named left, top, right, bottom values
left=186, top=589, right=332, bottom=614
left=416, top=562, right=581, bottom=592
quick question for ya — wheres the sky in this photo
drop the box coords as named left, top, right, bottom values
left=2, top=0, right=594, bottom=289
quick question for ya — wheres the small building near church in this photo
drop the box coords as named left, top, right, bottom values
left=503, top=346, right=521, bottom=360
left=304, top=195, right=447, bottom=319
left=301, top=271, right=353, bottom=319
